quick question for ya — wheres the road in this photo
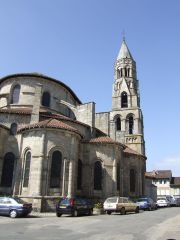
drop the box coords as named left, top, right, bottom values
left=0, top=207, right=180, bottom=240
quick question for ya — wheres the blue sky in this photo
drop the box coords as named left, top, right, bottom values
left=0, top=0, right=180, bottom=176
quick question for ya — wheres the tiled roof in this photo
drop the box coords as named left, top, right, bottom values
left=18, top=118, right=82, bottom=136
left=123, top=146, right=146, bottom=158
left=145, top=171, right=158, bottom=179
left=82, top=136, right=124, bottom=146
left=0, top=123, right=9, bottom=130
left=89, top=136, right=118, bottom=143
left=146, top=170, right=172, bottom=179
left=171, top=177, right=180, bottom=186
left=0, top=108, right=32, bottom=115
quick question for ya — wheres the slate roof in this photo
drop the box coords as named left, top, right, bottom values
left=117, top=39, right=134, bottom=60
left=171, top=177, right=180, bottom=186
left=146, top=170, right=172, bottom=179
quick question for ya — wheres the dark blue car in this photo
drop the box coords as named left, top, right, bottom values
left=136, top=197, right=157, bottom=211
left=0, top=197, right=32, bottom=218
left=56, top=197, right=93, bottom=217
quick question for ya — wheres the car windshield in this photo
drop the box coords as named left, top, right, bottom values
left=137, top=198, right=148, bottom=202
left=13, top=197, right=26, bottom=204
left=60, top=198, right=70, bottom=205
left=105, top=197, right=117, bottom=203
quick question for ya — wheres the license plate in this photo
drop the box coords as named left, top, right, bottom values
left=60, top=206, right=66, bottom=208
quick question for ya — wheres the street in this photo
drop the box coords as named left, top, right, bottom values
left=0, top=207, right=180, bottom=240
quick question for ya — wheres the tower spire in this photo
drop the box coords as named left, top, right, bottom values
left=117, top=37, right=133, bottom=60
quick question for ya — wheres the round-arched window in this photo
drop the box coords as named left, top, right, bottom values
left=50, top=151, right=62, bottom=188
left=11, top=84, right=21, bottom=104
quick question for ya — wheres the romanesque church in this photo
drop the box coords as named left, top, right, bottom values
left=0, top=39, right=146, bottom=211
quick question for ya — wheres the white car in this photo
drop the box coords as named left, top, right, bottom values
left=103, top=196, right=139, bottom=215
left=156, top=197, right=169, bottom=207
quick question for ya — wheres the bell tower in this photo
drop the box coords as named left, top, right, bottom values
left=110, top=38, right=145, bottom=155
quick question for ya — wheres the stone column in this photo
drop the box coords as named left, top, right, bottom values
left=67, top=160, right=74, bottom=198
left=30, top=133, right=45, bottom=196
left=133, top=118, right=139, bottom=134
left=112, top=159, right=117, bottom=193
left=62, top=158, right=67, bottom=196
left=121, top=118, right=126, bottom=132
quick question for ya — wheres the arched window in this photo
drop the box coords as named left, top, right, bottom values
left=130, top=169, right=136, bottom=192
left=10, top=123, right=17, bottom=135
left=50, top=151, right=62, bottom=188
left=116, top=117, right=121, bottom=131
left=128, top=116, right=134, bottom=134
left=117, top=163, right=120, bottom=191
left=11, top=84, right=20, bottom=104
left=121, top=92, right=128, bottom=108
left=42, top=91, right=50, bottom=107
left=94, top=161, right=102, bottom=190
left=1, top=152, right=15, bottom=187
left=77, top=159, right=82, bottom=190
left=23, top=151, right=31, bottom=187
left=117, top=69, right=120, bottom=78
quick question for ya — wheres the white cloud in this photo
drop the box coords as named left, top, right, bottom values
left=152, top=156, right=180, bottom=177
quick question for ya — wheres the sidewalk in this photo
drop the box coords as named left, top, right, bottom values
left=30, top=211, right=56, bottom=217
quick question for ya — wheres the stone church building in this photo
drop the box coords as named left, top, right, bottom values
left=0, top=39, right=146, bottom=211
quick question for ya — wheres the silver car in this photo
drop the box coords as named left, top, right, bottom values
left=103, top=196, right=139, bottom=215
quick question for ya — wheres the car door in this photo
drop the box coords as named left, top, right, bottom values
left=0, top=198, right=6, bottom=215
left=75, top=199, right=83, bottom=214
left=128, top=199, right=136, bottom=212
left=123, top=198, right=130, bottom=211
left=0, top=198, right=11, bottom=215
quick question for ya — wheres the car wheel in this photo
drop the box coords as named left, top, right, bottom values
left=135, top=207, right=139, bottom=213
left=73, top=210, right=78, bottom=217
left=120, top=207, right=126, bottom=215
left=88, top=209, right=93, bottom=216
left=9, top=210, right=18, bottom=218
left=107, top=211, right=112, bottom=215
left=56, top=212, right=62, bottom=217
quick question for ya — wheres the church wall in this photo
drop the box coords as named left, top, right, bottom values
left=122, top=154, right=145, bottom=197
left=76, top=102, right=95, bottom=128
left=81, top=143, right=123, bottom=200
left=0, top=76, right=79, bottom=113
left=95, top=112, right=109, bottom=135
left=17, top=129, right=81, bottom=197
left=0, top=113, right=30, bottom=128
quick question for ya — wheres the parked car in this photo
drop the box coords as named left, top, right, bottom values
left=103, top=196, right=139, bottom=215
left=56, top=197, right=93, bottom=217
left=166, top=195, right=177, bottom=206
left=136, top=197, right=157, bottom=211
left=0, top=196, right=32, bottom=218
left=156, top=197, right=170, bottom=207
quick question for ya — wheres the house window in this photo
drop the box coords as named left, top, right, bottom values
left=130, top=169, right=135, bottom=192
left=11, top=84, right=20, bottom=104
left=42, top=91, right=50, bottom=107
left=10, top=123, right=17, bottom=135
left=94, top=161, right=102, bottom=190
left=1, top=152, right=15, bottom=187
left=116, top=117, right=121, bottom=131
left=77, top=159, right=82, bottom=190
left=50, top=151, right=62, bottom=188
left=23, top=151, right=31, bottom=187
left=121, top=92, right=128, bottom=108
